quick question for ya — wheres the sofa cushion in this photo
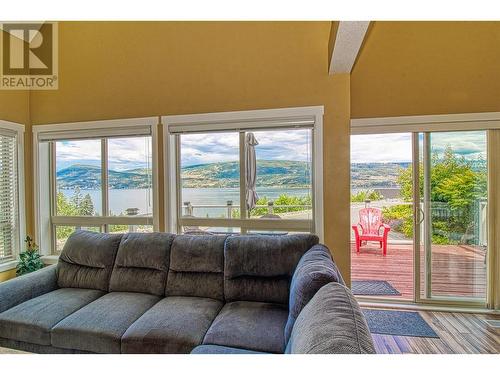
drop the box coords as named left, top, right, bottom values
left=122, top=296, right=223, bottom=353
left=191, top=344, right=267, bottom=354
left=109, top=232, right=175, bottom=296
left=57, top=230, right=122, bottom=291
left=0, top=265, right=58, bottom=314
left=284, top=244, right=340, bottom=343
left=166, top=235, right=226, bottom=300
left=285, top=283, right=376, bottom=354
left=0, top=288, right=104, bottom=346
left=203, top=301, right=288, bottom=353
left=224, top=234, right=319, bottom=304
left=51, top=292, right=160, bottom=353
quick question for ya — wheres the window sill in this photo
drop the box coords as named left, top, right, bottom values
left=0, top=256, right=58, bottom=273
left=0, top=260, right=18, bottom=273
left=41, top=255, right=59, bottom=265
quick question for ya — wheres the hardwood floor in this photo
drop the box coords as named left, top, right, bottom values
left=370, top=310, right=500, bottom=354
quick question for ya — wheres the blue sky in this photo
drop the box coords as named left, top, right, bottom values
left=351, top=131, right=486, bottom=163
left=55, top=130, right=486, bottom=171
left=55, top=130, right=312, bottom=171
left=180, top=129, right=312, bottom=166
left=55, top=137, right=152, bottom=171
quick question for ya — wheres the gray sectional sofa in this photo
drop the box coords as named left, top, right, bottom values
left=0, top=230, right=375, bottom=354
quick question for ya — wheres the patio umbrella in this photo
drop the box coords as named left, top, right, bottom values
left=245, top=132, right=259, bottom=211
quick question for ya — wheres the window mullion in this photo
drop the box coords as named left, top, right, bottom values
left=101, top=139, right=109, bottom=231
left=50, top=142, right=57, bottom=252
left=239, top=132, right=247, bottom=232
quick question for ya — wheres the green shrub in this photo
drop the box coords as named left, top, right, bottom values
left=351, top=190, right=383, bottom=202
left=230, top=193, right=312, bottom=218
left=249, top=194, right=312, bottom=217
left=382, top=204, right=413, bottom=238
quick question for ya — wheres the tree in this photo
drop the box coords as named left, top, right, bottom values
left=79, top=194, right=95, bottom=216
left=383, top=146, right=487, bottom=244
left=56, top=189, right=97, bottom=241
left=71, top=187, right=83, bottom=209
left=57, top=191, right=78, bottom=216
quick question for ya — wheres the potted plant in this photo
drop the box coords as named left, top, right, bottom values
left=16, top=236, right=44, bottom=276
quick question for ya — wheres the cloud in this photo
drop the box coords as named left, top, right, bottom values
left=180, top=129, right=312, bottom=166
left=430, top=131, right=486, bottom=159
left=56, top=137, right=152, bottom=171
left=351, top=133, right=413, bottom=163
left=180, top=133, right=240, bottom=165
left=351, top=131, right=486, bottom=163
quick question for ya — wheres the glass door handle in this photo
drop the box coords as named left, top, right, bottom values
left=418, top=207, right=425, bottom=225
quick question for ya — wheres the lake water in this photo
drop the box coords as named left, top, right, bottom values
left=60, top=187, right=311, bottom=217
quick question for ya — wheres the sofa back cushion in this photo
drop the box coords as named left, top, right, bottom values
left=285, top=282, right=375, bottom=354
left=224, top=234, right=319, bottom=305
left=109, top=232, right=175, bottom=296
left=166, top=235, right=227, bottom=300
left=284, top=244, right=341, bottom=343
left=57, top=230, right=122, bottom=291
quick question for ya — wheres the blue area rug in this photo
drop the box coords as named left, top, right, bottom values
left=352, top=280, right=401, bottom=296
left=362, top=309, right=439, bottom=338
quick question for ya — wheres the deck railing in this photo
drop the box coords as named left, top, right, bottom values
left=182, top=201, right=312, bottom=218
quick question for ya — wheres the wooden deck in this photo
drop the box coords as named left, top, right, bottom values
left=351, top=242, right=487, bottom=300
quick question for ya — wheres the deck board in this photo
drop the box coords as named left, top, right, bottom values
left=351, top=242, right=487, bottom=300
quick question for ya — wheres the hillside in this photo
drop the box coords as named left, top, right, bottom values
left=181, top=160, right=311, bottom=188
left=351, top=162, right=410, bottom=189
left=59, top=160, right=453, bottom=190
left=56, top=164, right=152, bottom=190
left=56, top=160, right=312, bottom=189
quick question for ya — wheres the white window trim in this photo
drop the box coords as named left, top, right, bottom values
left=0, top=120, right=25, bottom=272
left=33, top=117, right=160, bottom=255
left=351, top=111, right=500, bottom=134
left=350, top=111, right=500, bottom=310
left=162, top=106, right=324, bottom=241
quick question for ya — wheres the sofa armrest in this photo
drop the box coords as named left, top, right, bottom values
left=285, top=282, right=375, bottom=354
left=0, top=265, right=58, bottom=314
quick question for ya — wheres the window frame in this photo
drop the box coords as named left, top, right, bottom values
left=0, top=120, right=25, bottom=271
left=162, top=106, right=324, bottom=241
left=33, top=117, right=159, bottom=255
left=351, top=111, right=500, bottom=312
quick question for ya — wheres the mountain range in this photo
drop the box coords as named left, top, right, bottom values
left=56, top=161, right=312, bottom=189
left=57, top=159, right=488, bottom=190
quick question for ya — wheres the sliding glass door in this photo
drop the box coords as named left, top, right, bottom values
left=417, top=131, right=487, bottom=303
left=351, top=129, right=489, bottom=306
left=350, top=133, right=415, bottom=301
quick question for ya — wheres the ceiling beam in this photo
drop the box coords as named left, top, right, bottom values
left=329, top=21, right=370, bottom=75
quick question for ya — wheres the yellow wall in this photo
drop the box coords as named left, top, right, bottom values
left=0, top=269, right=16, bottom=282
left=29, top=22, right=353, bottom=282
left=351, top=21, right=500, bottom=118
left=0, top=30, right=30, bottom=282
left=0, top=91, right=29, bottom=124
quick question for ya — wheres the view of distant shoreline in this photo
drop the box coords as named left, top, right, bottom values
left=56, top=161, right=415, bottom=191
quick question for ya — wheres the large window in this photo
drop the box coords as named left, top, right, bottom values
left=34, top=118, right=157, bottom=255
left=164, top=107, right=323, bottom=237
left=0, top=121, right=24, bottom=267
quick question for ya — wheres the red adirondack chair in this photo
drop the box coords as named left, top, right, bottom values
left=352, top=207, right=391, bottom=255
